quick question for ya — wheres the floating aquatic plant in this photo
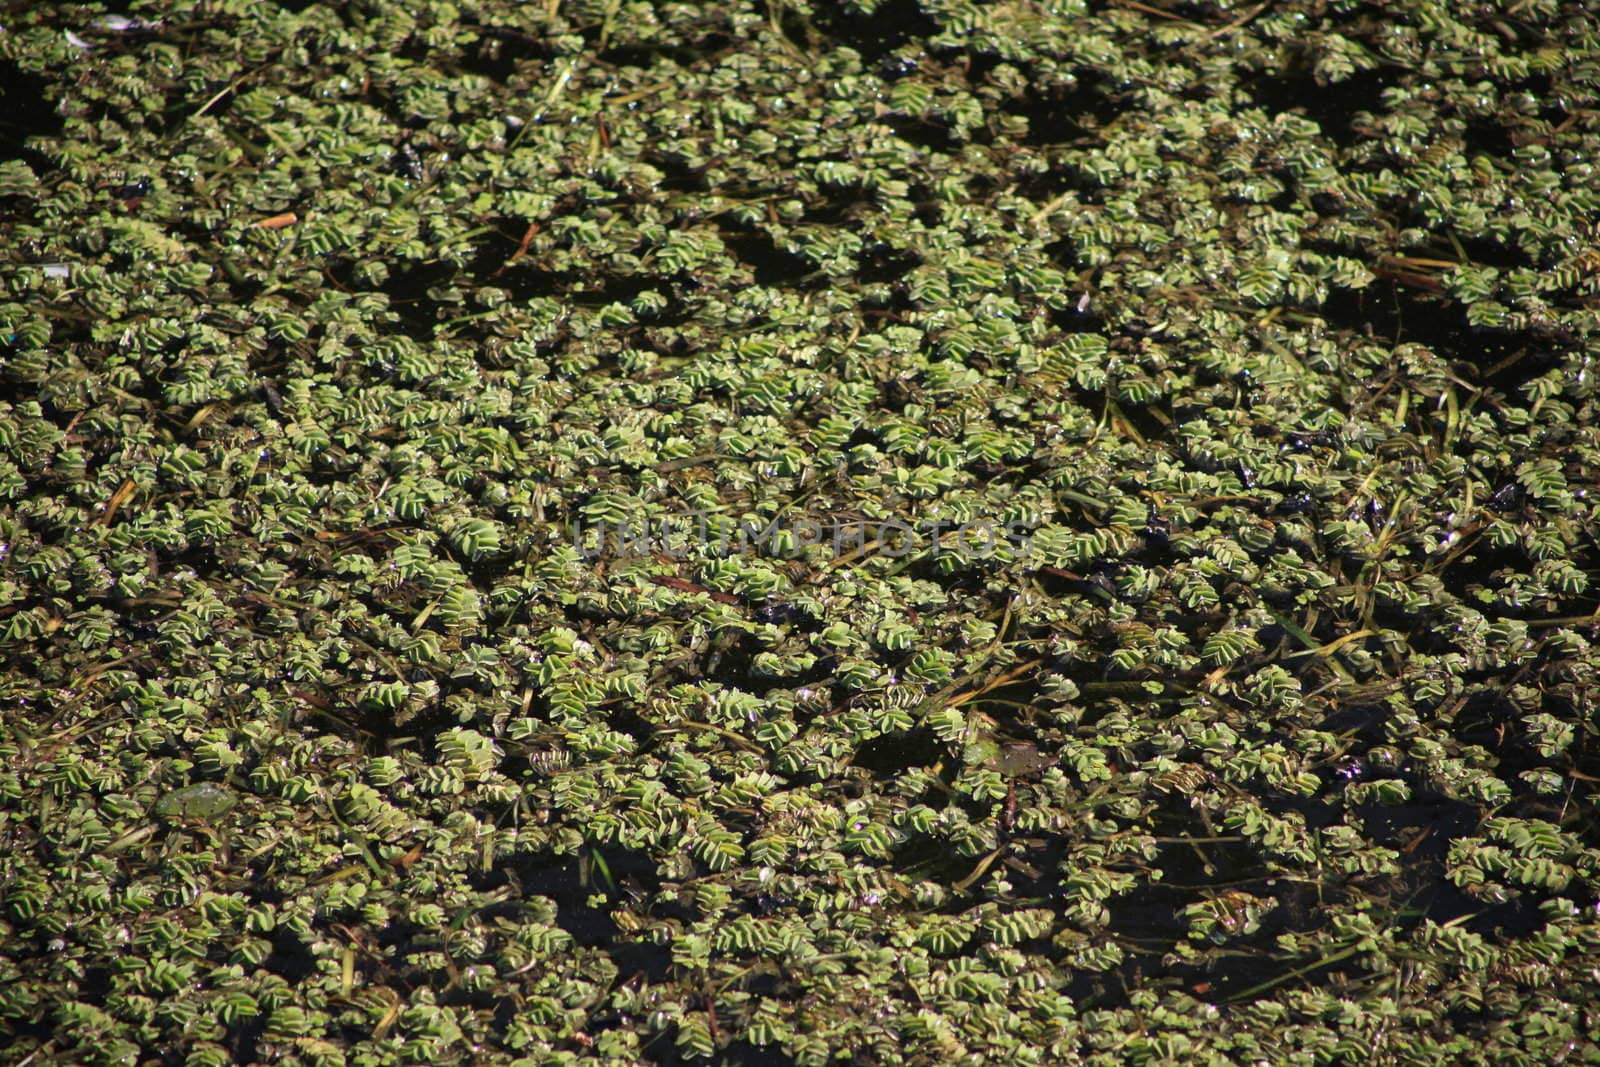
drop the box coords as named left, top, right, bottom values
left=2, top=0, right=1600, bottom=1063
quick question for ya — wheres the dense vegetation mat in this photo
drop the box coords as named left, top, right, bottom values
left=3, top=0, right=1600, bottom=1064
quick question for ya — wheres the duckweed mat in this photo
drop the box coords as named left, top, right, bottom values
left=3, top=0, right=1600, bottom=1064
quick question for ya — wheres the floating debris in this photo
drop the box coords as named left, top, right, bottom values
left=153, top=783, right=238, bottom=821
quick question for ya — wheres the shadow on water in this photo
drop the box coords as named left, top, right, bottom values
left=1246, top=65, right=1390, bottom=150
left=636, top=1037, right=798, bottom=1067
left=1000, top=758, right=1562, bottom=1009
left=491, top=844, right=677, bottom=982
left=477, top=845, right=813, bottom=1065
left=0, top=63, right=64, bottom=169
left=718, top=226, right=816, bottom=288
left=1013, top=820, right=1319, bottom=1008
left=810, top=0, right=939, bottom=61
left=1014, top=69, right=1127, bottom=147
left=881, top=111, right=960, bottom=152
left=851, top=725, right=945, bottom=778
left=1318, top=279, right=1566, bottom=395
left=454, top=22, right=556, bottom=82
